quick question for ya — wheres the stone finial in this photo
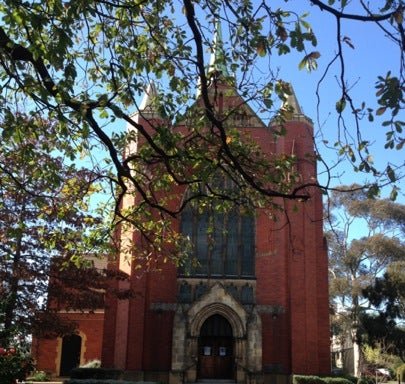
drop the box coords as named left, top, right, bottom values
left=279, top=83, right=314, bottom=124
left=126, top=81, right=160, bottom=151
left=282, top=83, right=304, bottom=116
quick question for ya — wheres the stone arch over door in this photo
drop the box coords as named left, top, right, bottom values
left=170, top=283, right=262, bottom=384
left=189, top=302, right=245, bottom=339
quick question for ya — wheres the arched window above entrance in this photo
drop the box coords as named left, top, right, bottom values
left=179, top=178, right=255, bottom=278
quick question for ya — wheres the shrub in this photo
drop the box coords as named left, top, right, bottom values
left=322, top=377, right=353, bottom=384
left=0, top=346, right=34, bottom=383
left=293, top=375, right=353, bottom=384
left=29, top=370, right=51, bottom=381
left=357, top=377, right=374, bottom=384
left=293, top=375, right=325, bottom=384
left=341, top=376, right=357, bottom=384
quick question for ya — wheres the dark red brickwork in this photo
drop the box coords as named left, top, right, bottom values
left=100, top=85, right=330, bottom=378
left=33, top=312, right=104, bottom=375
left=34, top=82, right=330, bottom=381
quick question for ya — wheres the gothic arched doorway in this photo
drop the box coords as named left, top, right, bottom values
left=198, top=314, right=234, bottom=379
left=60, top=334, right=81, bottom=376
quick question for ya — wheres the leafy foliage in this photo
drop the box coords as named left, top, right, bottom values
left=28, top=370, right=51, bottom=382
left=363, top=262, right=405, bottom=320
left=327, top=186, right=405, bottom=369
left=361, top=259, right=405, bottom=362
left=362, top=344, right=403, bottom=371
left=0, top=0, right=402, bottom=376
left=0, top=113, right=113, bottom=345
left=328, top=187, right=405, bottom=309
left=360, top=314, right=405, bottom=362
left=293, top=375, right=352, bottom=384
left=0, top=332, right=34, bottom=383
left=29, top=371, right=51, bottom=382
left=0, top=0, right=402, bottom=240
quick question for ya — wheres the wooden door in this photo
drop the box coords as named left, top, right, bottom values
left=198, top=315, right=234, bottom=379
left=199, top=336, right=233, bottom=378
left=60, top=334, right=81, bottom=376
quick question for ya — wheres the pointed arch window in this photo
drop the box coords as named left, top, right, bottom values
left=179, top=184, right=255, bottom=278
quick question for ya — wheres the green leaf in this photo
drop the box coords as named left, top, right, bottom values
left=394, top=121, right=403, bottom=133
left=256, top=37, right=267, bottom=57
left=298, top=52, right=320, bottom=72
left=367, top=184, right=380, bottom=198
left=376, top=107, right=386, bottom=115
left=298, top=57, right=307, bottom=70
left=336, top=98, right=346, bottom=113
left=263, top=98, right=273, bottom=108
left=300, top=19, right=311, bottom=30
left=396, top=140, right=405, bottom=150
left=386, top=165, right=396, bottom=182
left=390, top=186, right=398, bottom=201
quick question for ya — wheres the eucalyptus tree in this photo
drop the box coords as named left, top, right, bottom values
left=327, top=186, right=405, bottom=372
left=361, top=265, right=405, bottom=362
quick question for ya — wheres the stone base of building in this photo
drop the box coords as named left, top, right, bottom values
left=121, top=370, right=170, bottom=383
left=122, top=370, right=290, bottom=384
left=262, top=373, right=291, bottom=384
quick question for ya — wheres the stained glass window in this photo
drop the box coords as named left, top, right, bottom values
left=179, top=197, right=255, bottom=278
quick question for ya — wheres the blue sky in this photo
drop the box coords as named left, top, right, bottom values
left=263, top=1, right=404, bottom=201
left=98, top=1, right=403, bottom=206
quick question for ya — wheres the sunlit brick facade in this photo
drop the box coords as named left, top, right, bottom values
left=100, top=78, right=330, bottom=384
left=34, top=27, right=330, bottom=382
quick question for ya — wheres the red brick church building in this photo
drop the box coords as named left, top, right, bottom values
left=33, top=25, right=330, bottom=383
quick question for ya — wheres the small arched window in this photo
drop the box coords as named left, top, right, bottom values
left=179, top=189, right=255, bottom=278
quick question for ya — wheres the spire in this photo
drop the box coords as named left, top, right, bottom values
left=196, top=19, right=233, bottom=97
left=139, top=81, right=159, bottom=114
left=208, top=19, right=230, bottom=77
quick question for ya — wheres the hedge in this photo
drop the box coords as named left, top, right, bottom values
left=293, top=375, right=352, bottom=384
left=322, top=378, right=354, bottom=384
left=293, top=375, right=327, bottom=384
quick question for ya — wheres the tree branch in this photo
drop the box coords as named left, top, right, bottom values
left=309, top=0, right=401, bottom=22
